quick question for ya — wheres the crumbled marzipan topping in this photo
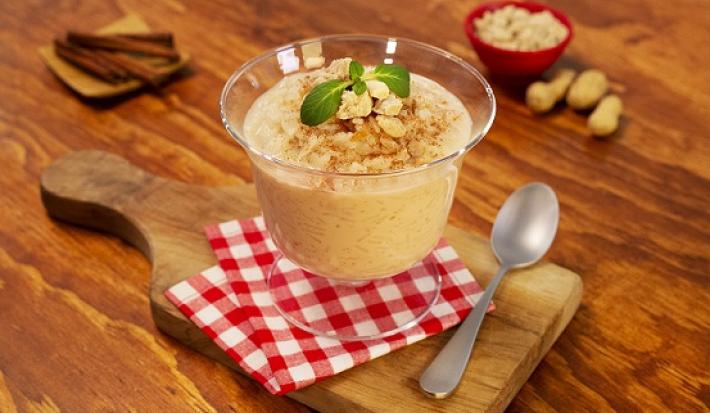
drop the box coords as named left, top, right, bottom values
left=337, top=90, right=373, bottom=119
left=278, top=58, right=461, bottom=173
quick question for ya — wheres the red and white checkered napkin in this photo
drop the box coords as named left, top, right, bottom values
left=165, top=217, right=493, bottom=395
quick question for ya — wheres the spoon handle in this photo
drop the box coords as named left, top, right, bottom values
left=419, top=265, right=509, bottom=398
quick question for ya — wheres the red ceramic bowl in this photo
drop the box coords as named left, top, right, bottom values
left=464, top=1, right=573, bottom=76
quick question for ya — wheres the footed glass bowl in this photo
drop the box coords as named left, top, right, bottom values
left=220, top=34, right=495, bottom=340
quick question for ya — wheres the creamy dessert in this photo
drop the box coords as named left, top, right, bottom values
left=246, top=58, right=470, bottom=173
left=244, top=58, right=472, bottom=280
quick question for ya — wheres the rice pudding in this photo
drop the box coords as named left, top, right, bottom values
left=244, top=58, right=472, bottom=280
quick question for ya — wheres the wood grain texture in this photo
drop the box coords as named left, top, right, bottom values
left=0, top=0, right=708, bottom=412
left=39, top=150, right=582, bottom=413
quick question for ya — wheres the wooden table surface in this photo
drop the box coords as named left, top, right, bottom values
left=1, top=1, right=708, bottom=412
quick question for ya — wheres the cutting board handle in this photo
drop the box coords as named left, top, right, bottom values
left=40, top=150, right=154, bottom=256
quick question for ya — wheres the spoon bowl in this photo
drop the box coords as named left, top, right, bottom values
left=492, top=183, right=559, bottom=268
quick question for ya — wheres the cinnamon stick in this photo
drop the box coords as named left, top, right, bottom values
left=67, top=31, right=179, bottom=60
left=53, top=39, right=125, bottom=83
left=72, top=42, right=131, bottom=80
left=93, top=50, right=164, bottom=87
left=116, top=32, right=174, bottom=47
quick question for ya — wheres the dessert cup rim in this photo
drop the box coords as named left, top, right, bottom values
left=219, top=33, right=496, bottom=178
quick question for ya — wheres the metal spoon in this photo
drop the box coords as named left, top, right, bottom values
left=419, top=182, right=560, bottom=398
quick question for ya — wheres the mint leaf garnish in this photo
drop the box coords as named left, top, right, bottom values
left=371, top=64, right=410, bottom=97
left=299, top=59, right=411, bottom=126
left=352, top=80, right=367, bottom=95
left=349, top=60, right=365, bottom=80
left=300, top=79, right=349, bottom=126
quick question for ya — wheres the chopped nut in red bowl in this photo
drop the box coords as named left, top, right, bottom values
left=464, top=1, right=573, bottom=76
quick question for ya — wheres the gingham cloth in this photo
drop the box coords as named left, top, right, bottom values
left=165, top=217, right=493, bottom=395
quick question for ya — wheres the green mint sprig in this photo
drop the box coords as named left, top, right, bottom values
left=300, top=60, right=410, bottom=126
left=349, top=60, right=366, bottom=96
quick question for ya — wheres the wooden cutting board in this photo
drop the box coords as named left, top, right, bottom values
left=40, top=150, right=583, bottom=413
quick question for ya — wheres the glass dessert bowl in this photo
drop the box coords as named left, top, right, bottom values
left=220, top=34, right=495, bottom=340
